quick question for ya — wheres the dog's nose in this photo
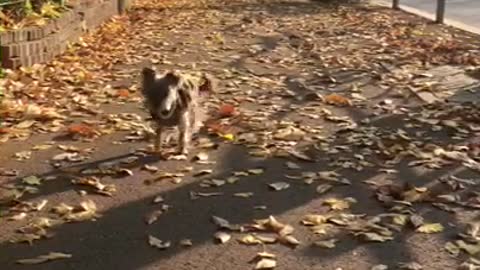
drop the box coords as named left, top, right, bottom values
left=160, top=109, right=170, bottom=115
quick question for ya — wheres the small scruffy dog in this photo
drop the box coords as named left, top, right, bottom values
left=141, top=67, right=214, bottom=155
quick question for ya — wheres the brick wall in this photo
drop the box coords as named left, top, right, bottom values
left=0, top=0, right=120, bottom=69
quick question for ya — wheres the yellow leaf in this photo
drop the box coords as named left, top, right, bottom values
left=416, top=223, right=444, bottom=234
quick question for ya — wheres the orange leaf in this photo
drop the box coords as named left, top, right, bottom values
left=67, top=124, right=97, bottom=137
left=324, top=94, right=352, bottom=106
left=0, top=127, right=11, bottom=134
left=117, top=89, right=130, bottom=98
left=218, top=104, right=235, bottom=118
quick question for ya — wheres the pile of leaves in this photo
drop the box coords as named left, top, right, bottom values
left=0, top=0, right=67, bottom=31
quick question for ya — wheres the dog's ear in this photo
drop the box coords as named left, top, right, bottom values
left=178, top=87, right=192, bottom=109
left=141, top=67, right=156, bottom=94
left=199, top=74, right=215, bottom=95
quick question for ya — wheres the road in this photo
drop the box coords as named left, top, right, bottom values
left=400, top=0, right=480, bottom=29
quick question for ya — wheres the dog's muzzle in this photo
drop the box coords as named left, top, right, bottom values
left=158, top=102, right=176, bottom=119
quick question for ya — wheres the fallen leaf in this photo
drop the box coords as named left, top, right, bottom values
left=9, top=212, right=27, bottom=221
left=371, top=265, right=389, bottom=270
left=323, top=197, right=356, bottom=211
left=316, top=184, right=333, bottom=194
left=313, top=238, right=337, bottom=248
left=180, top=239, right=193, bottom=247
left=239, top=234, right=263, bottom=245
left=234, top=192, right=254, bottom=198
left=324, top=93, right=352, bottom=106
left=416, top=223, right=444, bottom=234
left=143, top=164, right=159, bottom=173
left=145, top=210, right=163, bottom=225
left=218, top=104, right=235, bottom=117
left=248, top=168, right=264, bottom=175
left=444, top=241, right=460, bottom=256
left=148, top=235, right=171, bottom=250
left=278, top=234, right=301, bottom=246
left=152, top=195, right=164, bottom=204
left=194, top=152, right=209, bottom=162
left=16, top=252, right=72, bottom=264
left=457, top=240, right=480, bottom=255
left=301, top=214, right=328, bottom=226
left=286, top=162, right=301, bottom=169
left=255, top=258, right=277, bottom=269
left=398, top=262, right=423, bottom=270
left=214, top=232, right=231, bottom=244
left=22, top=175, right=42, bottom=186
left=269, top=182, right=290, bottom=191
left=356, top=232, right=393, bottom=242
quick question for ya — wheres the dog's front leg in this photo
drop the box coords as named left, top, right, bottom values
left=154, top=125, right=163, bottom=152
left=178, top=112, right=191, bottom=155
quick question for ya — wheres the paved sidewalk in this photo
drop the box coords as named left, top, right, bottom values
left=0, top=0, right=480, bottom=269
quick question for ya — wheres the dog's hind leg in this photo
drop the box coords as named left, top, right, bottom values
left=154, top=126, right=163, bottom=152
left=178, top=111, right=191, bottom=155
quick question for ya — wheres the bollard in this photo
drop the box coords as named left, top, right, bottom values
left=118, top=0, right=131, bottom=15
left=392, top=0, right=400, bottom=9
left=436, top=0, right=446, bottom=24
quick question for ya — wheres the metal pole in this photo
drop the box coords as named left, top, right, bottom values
left=392, top=0, right=400, bottom=9
left=436, top=0, right=446, bottom=23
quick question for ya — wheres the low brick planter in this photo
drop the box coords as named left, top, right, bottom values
left=0, top=0, right=125, bottom=69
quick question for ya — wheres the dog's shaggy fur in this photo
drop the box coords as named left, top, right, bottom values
left=141, top=67, right=214, bottom=155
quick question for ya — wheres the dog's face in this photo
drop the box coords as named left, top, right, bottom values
left=141, top=68, right=189, bottom=120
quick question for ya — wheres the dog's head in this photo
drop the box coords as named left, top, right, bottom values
left=141, top=68, right=215, bottom=120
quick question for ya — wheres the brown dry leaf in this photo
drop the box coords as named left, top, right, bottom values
left=256, top=251, right=276, bottom=259
left=239, top=234, right=263, bottom=245
left=248, top=168, right=265, bottom=175
left=214, top=231, right=231, bottom=244
left=416, top=223, right=444, bottom=234
left=9, top=212, right=27, bottom=221
left=398, top=262, right=423, bottom=270
left=357, top=232, right=394, bottom=242
left=234, top=192, right=254, bottom=198
left=269, top=182, right=290, bottom=191
left=444, top=241, right=460, bottom=256
left=22, top=175, right=42, bottom=186
left=255, top=258, right=277, bottom=269
left=324, top=93, right=352, bottom=106
left=278, top=234, right=301, bottom=246
left=193, top=169, right=213, bottom=177
left=145, top=210, right=163, bottom=225
left=51, top=203, right=74, bottom=216
left=180, top=239, right=193, bottom=247
left=193, top=152, right=209, bottom=162
left=301, top=214, right=328, bottom=226
left=371, top=265, right=389, bottom=270
left=316, top=184, right=333, bottom=194
left=148, top=235, right=171, bottom=250
left=65, top=200, right=99, bottom=222
left=457, top=240, right=480, bottom=255
left=273, top=126, right=306, bottom=141
left=286, top=162, right=301, bottom=170
left=323, top=197, right=356, bottom=211
left=190, top=191, right=223, bottom=199
left=72, top=177, right=116, bottom=197
left=66, top=124, right=98, bottom=138
left=16, top=252, right=72, bottom=264
left=211, top=215, right=240, bottom=231
left=313, top=238, right=338, bottom=249
left=143, top=164, right=159, bottom=173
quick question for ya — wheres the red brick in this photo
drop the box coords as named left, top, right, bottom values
left=3, top=57, right=22, bottom=69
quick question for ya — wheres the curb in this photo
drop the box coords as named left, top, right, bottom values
left=370, top=0, right=480, bottom=35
